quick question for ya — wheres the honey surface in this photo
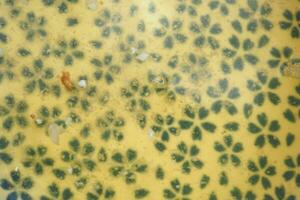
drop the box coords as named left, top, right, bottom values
left=0, top=0, right=300, bottom=199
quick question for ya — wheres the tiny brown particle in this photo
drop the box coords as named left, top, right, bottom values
left=60, top=71, right=74, bottom=91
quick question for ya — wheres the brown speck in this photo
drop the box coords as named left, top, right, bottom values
left=30, top=114, right=36, bottom=119
left=60, top=71, right=74, bottom=91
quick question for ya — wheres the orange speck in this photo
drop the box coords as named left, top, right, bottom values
left=60, top=71, right=73, bottom=91
left=30, top=114, right=36, bottom=119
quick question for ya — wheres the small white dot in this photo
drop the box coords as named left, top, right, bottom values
left=136, top=52, right=149, bottom=62
left=78, top=79, right=87, bottom=88
left=35, top=118, right=43, bottom=125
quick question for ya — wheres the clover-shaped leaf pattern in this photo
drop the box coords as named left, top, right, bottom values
left=60, top=138, right=97, bottom=176
left=148, top=71, right=186, bottom=102
left=150, top=113, right=179, bottom=152
left=267, top=47, right=294, bottom=69
left=163, top=179, right=193, bottom=200
left=22, top=145, right=54, bottom=175
left=287, top=84, right=300, bottom=120
left=208, top=0, right=236, bottom=16
left=0, top=56, right=16, bottom=83
left=247, top=156, right=276, bottom=189
left=247, top=112, right=281, bottom=148
left=222, top=32, right=266, bottom=72
left=153, top=16, right=187, bottom=49
left=0, top=136, right=13, bottom=164
left=190, top=14, right=222, bottom=49
left=118, top=34, right=148, bottom=64
left=214, top=135, right=243, bottom=167
left=0, top=169, right=34, bottom=200
left=279, top=9, right=300, bottom=38
left=178, top=105, right=216, bottom=140
left=33, top=105, right=64, bottom=127
left=19, top=11, right=47, bottom=41
left=91, top=54, right=121, bottom=85
left=230, top=187, right=257, bottom=200
left=0, top=95, right=29, bottom=131
left=42, top=0, right=79, bottom=14
left=176, top=0, right=202, bottom=17
left=239, top=0, right=273, bottom=32
left=0, top=0, right=299, bottom=199
left=171, top=141, right=204, bottom=174
left=282, top=154, right=300, bottom=188
left=86, top=182, right=115, bottom=200
left=0, top=16, right=8, bottom=44
left=94, top=8, right=123, bottom=38
left=109, top=149, right=147, bottom=184
left=247, top=71, right=281, bottom=106
left=263, top=185, right=296, bottom=200
left=21, top=59, right=59, bottom=95
left=168, top=53, right=212, bottom=85
left=207, top=79, right=240, bottom=115
left=96, top=110, right=125, bottom=142
left=121, top=79, right=151, bottom=128
left=40, top=182, right=74, bottom=200
left=52, top=38, right=84, bottom=66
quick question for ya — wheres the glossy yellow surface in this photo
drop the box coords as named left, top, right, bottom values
left=0, top=0, right=300, bottom=199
